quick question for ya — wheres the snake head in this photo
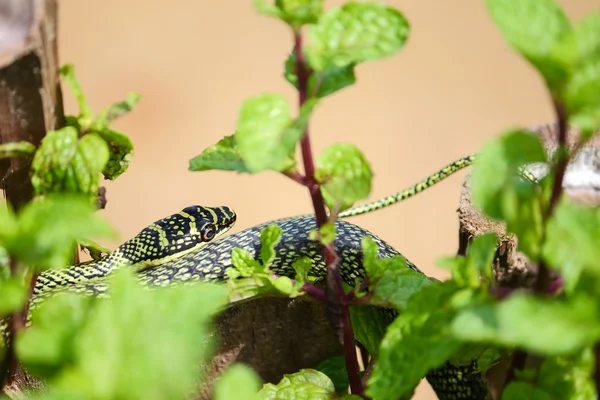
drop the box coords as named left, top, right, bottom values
left=126, top=205, right=236, bottom=269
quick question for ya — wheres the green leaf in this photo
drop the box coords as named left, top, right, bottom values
left=501, top=382, right=552, bottom=400
left=91, top=92, right=142, bottom=131
left=372, top=268, right=431, bottom=309
left=285, top=52, right=356, bottom=98
left=189, top=135, right=251, bottom=173
left=0, top=141, right=35, bottom=159
left=0, top=277, right=28, bottom=316
left=257, top=369, right=337, bottom=399
left=60, top=64, right=94, bottom=127
left=470, top=130, right=546, bottom=261
left=349, top=306, right=387, bottom=356
left=315, top=356, right=348, bottom=396
left=96, top=129, right=134, bottom=180
left=21, top=270, right=227, bottom=399
left=309, top=222, right=335, bottom=245
left=31, top=127, right=110, bottom=199
left=260, top=224, right=282, bottom=267
left=292, top=257, right=312, bottom=283
left=78, top=238, right=111, bottom=261
left=367, top=281, right=464, bottom=400
left=574, top=11, right=600, bottom=63
left=16, top=292, right=94, bottom=379
left=255, top=0, right=322, bottom=29
left=228, top=248, right=262, bottom=279
left=235, top=94, right=317, bottom=173
left=438, top=233, right=498, bottom=288
left=485, top=0, right=575, bottom=89
left=316, top=143, right=373, bottom=209
left=564, top=61, right=600, bottom=135
left=3, top=195, right=115, bottom=270
left=452, top=293, right=600, bottom=355
left=307, top=2, right=409, bottom=71
left=214, top=364, right=262, bottom=400
left=544, top=199, right=600, bottom=292
left=538, top=349, right=597, bottom=399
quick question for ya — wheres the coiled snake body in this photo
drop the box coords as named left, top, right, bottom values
left=2, top=156, right=492, bottom=400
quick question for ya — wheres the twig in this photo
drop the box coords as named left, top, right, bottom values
left=293, top=30, right=364, bottom=396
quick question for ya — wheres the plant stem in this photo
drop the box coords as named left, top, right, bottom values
left=0, top=260, right=27, bottom=390
left=293, top=30, right=364, bottom=396
left=503, top=100, right=569, bottom=391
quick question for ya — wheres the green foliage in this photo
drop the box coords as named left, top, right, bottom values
left=452, top=293, right=600, bottom=355
left=309, top=222, right=335, bottom=245
left=0, top=277, right=28, bottom=316
left=234, top=94, right=318, bottom=173
left=18, top=270, right=227, bottom=399
left=367, top=281, right=465, bottom=400
left=214, top=364, right=262, bottom=400
left=227, top=225, right=305, bottom=303
left=59, top=64, right=137, bottom=181
left=470, top=131, right=546, bottom=261
left=31, top=128, right=109, bottom=200
left=315, top=356, right=349, bottom=395
left=438, top=233, right=498, bottom=288
left=544, top=199, right=600, bottom=292
left=349, top=306, right=387, bottom=356
left=256, top=369, right=362, bottom=400
left=189, top=135, right=251, bottom=173
left=501, top=382, right=552, bottom=400
left=316, top=143, right=373, bottom=211
left=0, top=195, right=115, bottom=271
left=284, top=52, right=356, bottom=98
left=306, top=2, right=409, bottom=71
left=0, top=141, right=36, bottom=159
left=255, top=0, right=323, bottom=29
left=485, top=0, right=574, bottom=89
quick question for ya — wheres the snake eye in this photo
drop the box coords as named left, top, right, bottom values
left=201, top=224, right=216, bottom=241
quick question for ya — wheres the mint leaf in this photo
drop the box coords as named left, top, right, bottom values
left=485, top=0, right=575, bottom=88
left=229, top=248, right=262, bottom=278
left=309, top=222, right=335, bottom=245
left=307, top=3, right=409, bottom=71
left=502, top=382, right=552, bottom=400
left=285, top=52, right=356, bottom=98
left=30, top=127, right=110, bottom=199
left=21, top=270, right=227, bottom=399
left=257, top=369, right=336, bottom=399
left=470, top=130, right=546, bottom=261
left=292, top=257, right=312, bottom=283
left=60, top=64, right=94, bottom=127
left=367, top=281, right=464, bottom=400
left=438, top=233, right=498, bottom=288
left=96, top=129, right=134, bottom=180
left=575, top=11, right=600, bottom=63
left=452, top=294, right=600, bottom=355
left=235, top=94, right=316, bottom=172
left=350, top=306, right=387, bottom=356
left=0, top=141, right=35, bottom=159
left=564, top=61, right=600, bottom=135
left=189, top=135, right=250, bottom=173
left=316, top=143, right=373, bottom=209
left=255, top=0, right=322, bottom=29
left=1, top=196, right=115, bottom=270
left=214, top=364, right=262, bottom=400
left=315, top=356, right=348, bottom=395
left=0, top=277, right=27, bottom=316
left=91, top=92, right=142, bottom=131
left=372, top=268, right=431, bottom=309
left=544, top=199, right=600, bottom=292
left=538, top=349, right=597, bottom=399
left=260, top=224, right=282, bottom=267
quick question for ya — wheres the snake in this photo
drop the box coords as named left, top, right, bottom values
left=2, top=154, right=536, bottom=399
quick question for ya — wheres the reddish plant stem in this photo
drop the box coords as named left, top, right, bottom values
left=503, top=100, right=569, bottom=391
left=293, top=31, right=364, bottom=396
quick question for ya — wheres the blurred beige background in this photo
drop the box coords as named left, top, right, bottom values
left=58, top=1, right=597, bottom=398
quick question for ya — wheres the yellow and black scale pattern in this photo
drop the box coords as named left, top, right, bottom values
left=34, top=205, right=237, bottom=295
